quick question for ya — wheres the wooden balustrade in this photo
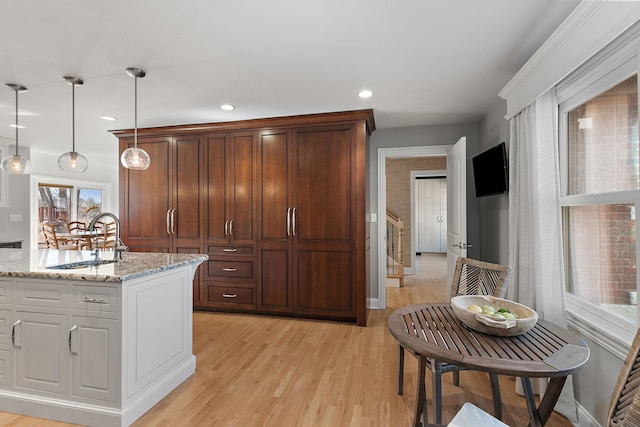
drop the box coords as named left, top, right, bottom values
left=386, top=210, right=404, bottom=287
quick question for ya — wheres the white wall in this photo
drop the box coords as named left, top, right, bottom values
left=0, top=145, right=31, bottom=250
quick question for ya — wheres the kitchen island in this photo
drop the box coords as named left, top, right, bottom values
left=0, top=248, right=207, bottom=427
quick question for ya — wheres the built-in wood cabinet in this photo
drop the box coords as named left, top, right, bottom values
left=114, top=110, right=374, bottom=325
left=205, top=131, right=258, bottom=245
left=119, top=134, right=204, bottom=302
left=258, top=128, right=294, bottom=313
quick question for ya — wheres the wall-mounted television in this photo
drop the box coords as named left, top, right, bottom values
left=472, top=142, right=508, bottom=197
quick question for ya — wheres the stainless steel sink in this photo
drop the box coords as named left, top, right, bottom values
left=47, top=259, right=118, bottom=270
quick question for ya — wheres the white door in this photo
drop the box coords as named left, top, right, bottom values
left=446, top=137, right=467, bottom=290
left=415, top=178, right=447, bottom=253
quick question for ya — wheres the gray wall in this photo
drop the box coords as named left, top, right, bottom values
left=367, top=122, right=480, bottom=303
left=477, top=99, right=510, bottom=265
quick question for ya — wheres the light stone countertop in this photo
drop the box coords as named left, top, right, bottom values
left=0, top=249, right=208, bottom=282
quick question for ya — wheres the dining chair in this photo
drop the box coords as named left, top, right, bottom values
left=66, top=221, right=87, bottom=248
left=42, top=223, right=76, bottom=250
left=93, top=221, right=117, bottom=250
left=67, top=221, right=86, bottom=233
left=621, top=389, right=640, bottom=427
left=609, top=327, right=640, bottom=426
left=397, top=256, right=512, bottom=424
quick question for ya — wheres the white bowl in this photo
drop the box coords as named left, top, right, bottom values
left=450, top=295, right=538, bottom=337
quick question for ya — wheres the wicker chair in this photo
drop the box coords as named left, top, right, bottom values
left=397, top=256, right=512, bottom=424
left=622, top=389, right=640, bottom=427
left=609, top=328, right=640, bottom=426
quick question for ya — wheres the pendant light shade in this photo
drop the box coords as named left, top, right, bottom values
left=120, top=68, right=150, bottom=170
left=58, top=76, right=88, bottom=172
left=1, top=84, right=31, bottom=175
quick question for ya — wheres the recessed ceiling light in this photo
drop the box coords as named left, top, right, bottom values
left=220, top=104, right=235, bottom=111
left=100, top=116, right=118, bottom=121
left=358, top=90, right=373, bottom=99
left=9, top=124, right=25, bottom=129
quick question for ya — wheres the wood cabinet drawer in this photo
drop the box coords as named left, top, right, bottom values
left=71, top=285, right=119, bottom=313
left=207, top=286, right=254, bottom=306
left=208, top=260, right=254, bottom=279
left=207, top=245, right=255, bottom=256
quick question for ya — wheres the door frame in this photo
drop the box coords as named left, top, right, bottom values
left=377, top=145, right=452, bottom=310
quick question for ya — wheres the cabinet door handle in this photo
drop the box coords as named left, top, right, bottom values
left=292, top=208, right=297, bottom=236
left=222, top=248, right=237, bottom=252
left=68, top=325, right=78, bottom=354
left=170, top=208, right=176, bottom=235
left=222, top=293, right=237, bottom=298
left=224, top=220, right=229, bottom=236
left=166, top=209, right=171, bottom=236
left=287, top=208, right=292, bottom=236
left=229, top=220, right=233, bottom=236
left=222, top=267, right=237, bottom=272
left=12, top=320, right=21, bottom=348
left=83, top=296, right=105, bottom=303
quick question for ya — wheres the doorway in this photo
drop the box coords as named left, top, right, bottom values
left=377, top=145, right=453, bottom=310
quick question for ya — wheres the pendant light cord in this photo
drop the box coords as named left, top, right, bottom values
left=71, top=82, right=76, bottom=153
left=134, top=76, right=138, bottom=149
left=14, top=89, right=18, bottom=156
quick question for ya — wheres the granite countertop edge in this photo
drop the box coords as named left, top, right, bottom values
left=0, top=250, right=209, bottom=283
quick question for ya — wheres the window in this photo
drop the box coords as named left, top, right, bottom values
left=558, top=41, right=640, bottom=344
left=31, top=175, right=111, bottom=250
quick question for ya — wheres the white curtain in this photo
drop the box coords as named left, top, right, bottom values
left=507, top=89, right=578, bottom=424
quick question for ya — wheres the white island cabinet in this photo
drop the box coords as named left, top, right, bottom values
left=0, top=249, right=207, bottom=427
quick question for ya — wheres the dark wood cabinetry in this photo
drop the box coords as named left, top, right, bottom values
left=114, top=110, right=374, bottom=325
left=204, top=131, right=258, bottom=245
left=119, top=135, right=204, bottom=301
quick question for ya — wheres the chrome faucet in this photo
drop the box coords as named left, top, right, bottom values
left=87, top=212, right=128, bottom=260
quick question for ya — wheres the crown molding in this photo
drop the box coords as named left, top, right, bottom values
left=499, top=0, right=640, bottom=119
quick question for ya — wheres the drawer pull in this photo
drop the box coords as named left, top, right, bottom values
left=222, top=293, right=237, bottom=298
left=222, top=248, right=238, bottom=252
left=83, top=296, right=106, bottom=303
left=12, top=320, right=21, bottom=348
left=222, top=268, right=237, bottom=272
left=69, top=325, right=78, bottom=354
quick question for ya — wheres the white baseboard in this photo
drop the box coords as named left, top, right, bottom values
left=576, top=402, right=599, bottom=427
left=0, top=355, right=196, bottom=427
left=368, top=298, right=381, bottom=309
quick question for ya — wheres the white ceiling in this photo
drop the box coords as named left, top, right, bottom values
left=0, top=0, right=579, bottom=160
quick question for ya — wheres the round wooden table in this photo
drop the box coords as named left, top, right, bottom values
left=388, top=303, right=590, bottom=427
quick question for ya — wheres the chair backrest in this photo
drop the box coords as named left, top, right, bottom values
left=95, top=221, right=117, bottom=250
left=42, top=223, right=60, bottom=249
left=450, top=257, right=512, bottom=299
left=67, top=221, right=86, bottom=233
left=622, top=389, right=640, bottom=427
left=609, top=328, right=640, bottom=426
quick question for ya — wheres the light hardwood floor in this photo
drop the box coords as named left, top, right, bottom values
left=0, top=254, right=573, bottom=426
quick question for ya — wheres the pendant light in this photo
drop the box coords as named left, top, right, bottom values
left=58, top=76, right=88, bottom=172
left=0, top=84, right=32, bottom=175
left=120, top=68, right=150, bottom=170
